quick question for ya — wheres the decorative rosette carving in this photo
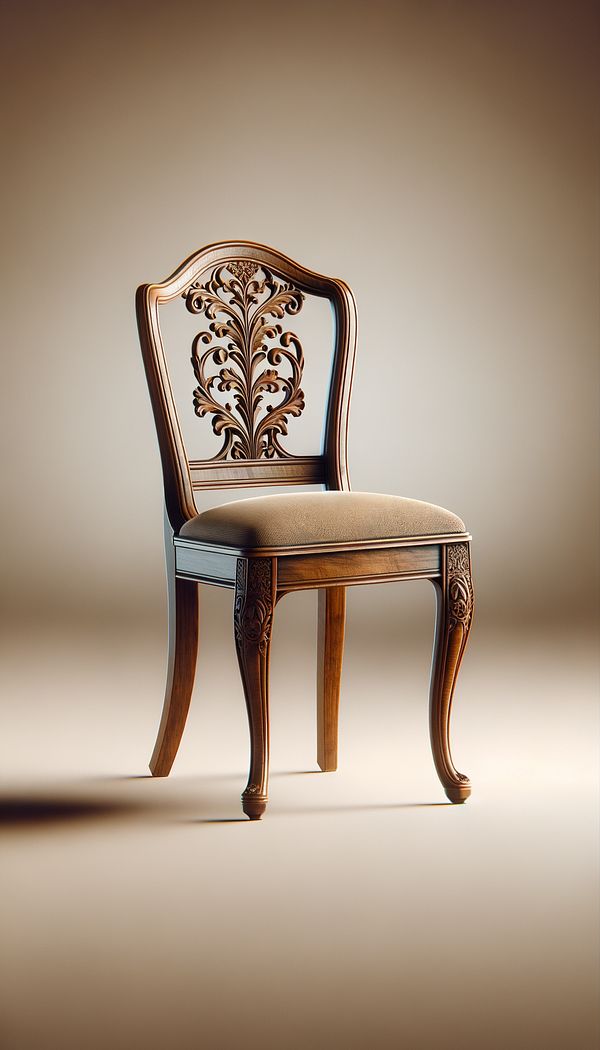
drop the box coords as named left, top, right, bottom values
left=183, top=261, right=306, bottom=460
left=447, top=543, right=474, bottom=631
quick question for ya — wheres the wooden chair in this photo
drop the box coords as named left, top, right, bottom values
left=136, top=241, right=474, bottom=819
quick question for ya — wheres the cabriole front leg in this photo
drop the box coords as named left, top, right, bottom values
left=234, top=558, right=276, bottom=820
left=429, top=542, right=474, bottom=803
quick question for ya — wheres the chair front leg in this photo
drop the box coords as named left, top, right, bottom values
left=234, top=558, right=276, bottom=820
left=429, top=542, right=474, bottom=803
left=317, top=587, right=346, bottom=771
left=150, top=514, right=199, bottom=776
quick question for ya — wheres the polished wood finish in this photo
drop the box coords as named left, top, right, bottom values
left=234, top=558, right=276, bottom=819
left=149, top=514, right=199, bottom=777
left=184, top=261, right=306, bottom=461
left=278, top=545, right=440, bottom=590
left=317, top=588, right=346, bottom=772
left=137, top=242, right=474, bottom=818
left=136, top=242, right=357, bottom=534
left=173, top=530, right=467, bottom=560
left=189, top=455, right=326, bottom=490
left=429, top=542, right=474, bottom=803
left=175, top=543, right=236, bottom=587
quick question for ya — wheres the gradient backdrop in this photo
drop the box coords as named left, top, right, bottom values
left=1, top=2, right=598, bottom=1049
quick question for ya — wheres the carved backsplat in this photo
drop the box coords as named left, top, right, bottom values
left=184, top=261, right=306, bottom=460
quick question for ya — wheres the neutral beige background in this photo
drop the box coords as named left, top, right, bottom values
left=1, top=0, right=598, bottom=631
left=0, top=4, right=598, bottom=1049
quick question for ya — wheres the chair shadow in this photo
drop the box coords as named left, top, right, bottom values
left=281, top=801, right=453, bottom=816
left=97, top=770, right=323, bottom=784
left=0, top=775, right=455, bottom=830
left=107, top=774, right=154, bottom=780
left=271, top=770, right=322, bottom=777
left=186, top=800, right=453, bottom=824
left=0, top=796, right=142, bottom=829
left=194, top=818, right=248, bottom=824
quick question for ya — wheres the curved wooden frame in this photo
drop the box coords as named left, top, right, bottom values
left=136, top=242, right=473, bottom=819
left=136, top=240, right=357, bottom=533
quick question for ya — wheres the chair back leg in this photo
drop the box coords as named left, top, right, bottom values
left=317, top=587, right=346, bottom=772
left=150, top=514, right=199, bottom=776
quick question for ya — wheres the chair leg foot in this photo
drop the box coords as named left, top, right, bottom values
left=242, top=796, right=268, bottom=820
left=235, top=558, right=275, bottom=820
left=429, top=543, right=474, bottom=802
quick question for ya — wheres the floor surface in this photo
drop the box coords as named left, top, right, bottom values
left=1, top=603, right=597, bottom=1050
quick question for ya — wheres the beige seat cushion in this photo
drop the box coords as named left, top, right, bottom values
left=179, top=491, right=465, bottom=549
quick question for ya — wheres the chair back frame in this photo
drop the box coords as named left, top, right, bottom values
left=136, top=241, right=358, bottom=533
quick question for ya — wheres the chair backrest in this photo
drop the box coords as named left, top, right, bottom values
left=136, top=241, right=358, bottom=532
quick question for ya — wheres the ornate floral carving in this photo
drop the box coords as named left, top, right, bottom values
left=447, top=544, right=470, bottom=574
left=184, top=261, right=305, bottom=460
left=234, top=559, right=273, bottom=656
left=447, top=543, right=473, bottom=630
left=228, top=260, right=259, bottom=282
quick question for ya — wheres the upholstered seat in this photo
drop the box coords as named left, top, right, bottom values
left=179, top=491, right=465, bottom=550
